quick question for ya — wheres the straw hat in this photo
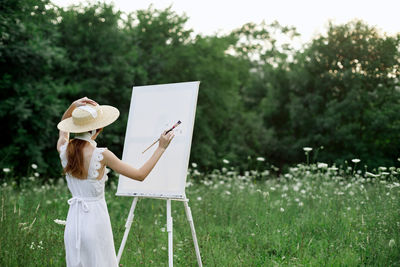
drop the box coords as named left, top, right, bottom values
left=57, top=104, right=120, bottom=133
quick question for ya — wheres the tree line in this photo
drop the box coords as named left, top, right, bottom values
left=1, top=0, right=399, bottom=179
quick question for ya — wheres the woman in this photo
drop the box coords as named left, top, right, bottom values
left=57, top=97, right=174, bottom=267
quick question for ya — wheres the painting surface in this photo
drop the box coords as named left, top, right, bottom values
left=116, top=81, right=199, bottom=199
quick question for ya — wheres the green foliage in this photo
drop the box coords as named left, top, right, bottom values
left=1, top=165, right=399, bottom=265
left=55, top=2, right=136, bottom=158
left=286, top=21, right=400, bottom=167
left=242, top=20, right=400, bottom=169
left=0, top=0, right=67, bottom=176
left=1, top=0, right=399, bottom=178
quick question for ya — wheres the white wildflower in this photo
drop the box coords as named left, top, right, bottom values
left=303, top=147, right=312, bottom=152
left=161, top=246, right=167, bottom=250
left=298, top=202, right=304, bottom=207
left=352, top=159, right=361, bottom=163
left=329, top=166, right=338, bottom=171
left=389, top=239, right=396, bottom=248
left=54, top=219, right=66, bottom=225
left=317, top=162, right=328, bottom=168
left=34, top=172, right=39, bottom=177
left=379, top=166, right=387, bottom=171
left=300, top=189, right=306, bottom=194
left=196, top=196, right=202, bottom=201
left=3, top=168, right=10, bottom=173
left=349, top=191, right=354, bottom=196
left=31, top=164, right=38, bottom=169
left=161, top=227, right=166, bottom=232
left=191, top=163, right=197, bottom=168
left=280, top=207, right=285, bottom=212
left=262, top=170, right=270, bottom=176
left=222, top=159, right=230, bottom=164
left=256, top=157, right=265, bottom=162
left=365, top=172, right=379, bottom=177
left=225, top=191, right=231, bottom=195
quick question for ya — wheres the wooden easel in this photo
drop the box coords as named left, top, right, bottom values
left=117, top=196, right=203, bottom=267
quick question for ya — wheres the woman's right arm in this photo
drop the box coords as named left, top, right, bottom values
left=57, top=97, right=97, bottom=152
left=103, top=131, right=174, bottom=181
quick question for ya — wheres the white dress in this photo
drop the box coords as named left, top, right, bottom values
left=59, top=142, right=118, bottom=267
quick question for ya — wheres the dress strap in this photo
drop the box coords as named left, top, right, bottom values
left=88, top=147, right=107, bottom=179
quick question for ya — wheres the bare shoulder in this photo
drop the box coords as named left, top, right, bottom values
left=102, top=149, right=119, bottom=164
left=57, top=129, right=69, bottom=153
left=56, top=137, right=68, bottom=153
left=102, top=149, right=115, bottom=158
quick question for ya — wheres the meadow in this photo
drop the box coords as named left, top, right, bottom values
left=1, top=160, right=399, bottom=266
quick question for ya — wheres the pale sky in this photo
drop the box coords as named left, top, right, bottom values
left=52, top=0, right=399, bottom=44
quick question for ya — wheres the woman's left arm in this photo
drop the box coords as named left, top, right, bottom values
left=56, top=97, right=98, bottom=152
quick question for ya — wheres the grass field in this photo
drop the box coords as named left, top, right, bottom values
left=1, top=163, right=399, bottom=266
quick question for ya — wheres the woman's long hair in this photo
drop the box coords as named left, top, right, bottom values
left=64, top=129, right=102, bottom=179
left=64, top=139, right=87, bottom=179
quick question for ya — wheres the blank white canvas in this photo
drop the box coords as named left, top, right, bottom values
left=116, top=81, right=199, bottom=199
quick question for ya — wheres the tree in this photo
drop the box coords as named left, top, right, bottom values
left=287, top=21, right=400, bottom=167
left=0, top=0, right=67, bottom=177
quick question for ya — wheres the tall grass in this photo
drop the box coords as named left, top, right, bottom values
left=1, top=163, right=399, bottom=266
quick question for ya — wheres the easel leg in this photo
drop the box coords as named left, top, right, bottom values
left=184, top=201, right=203, bottom=267
left=166, top=199, right=173, bottom=267
left=117, top=197, right=139, bottom=263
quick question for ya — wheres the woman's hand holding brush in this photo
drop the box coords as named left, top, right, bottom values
left=159, top=131, right=175, bottom=150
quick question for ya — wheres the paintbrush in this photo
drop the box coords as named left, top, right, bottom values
left=142, top=120, right=181, bottom=154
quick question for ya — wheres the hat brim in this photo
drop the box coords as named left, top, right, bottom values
left=57, top=105, right=120, bottom=133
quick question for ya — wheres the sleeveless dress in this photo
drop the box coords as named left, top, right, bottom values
left=59, top=142, right=118, bottom=267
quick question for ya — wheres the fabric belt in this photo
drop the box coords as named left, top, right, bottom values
left=67, top=195, right=103, bottom=265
